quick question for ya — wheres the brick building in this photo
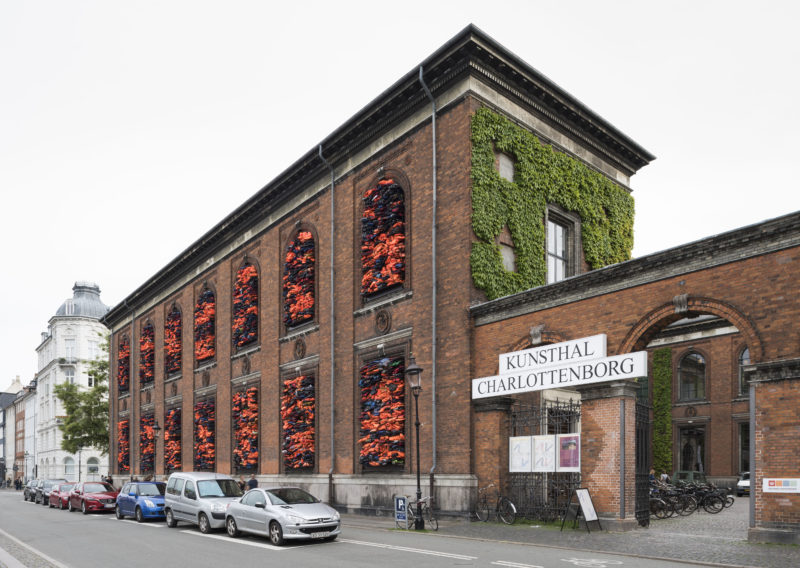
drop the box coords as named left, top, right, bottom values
left=104, top=25, right=799, bottom=542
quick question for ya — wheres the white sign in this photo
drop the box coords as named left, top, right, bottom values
left=472, top=351, right=647, bottom=399
left=575, top=489, right=598, bottom=522
left=763, top=478, right=800, bottom=493
left=509, top=436, right=532, bottom=472
left=499, top=335, right=607, bottom=374
left=532, top=435, right=557, bottom=472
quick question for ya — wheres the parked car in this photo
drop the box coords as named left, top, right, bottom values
left=224, top=487, right=340, bottom=546
left=23, top=479, right=41, bottom=502
left=164, top=472, right=243, bottom=533
left=49, top=483, right=75, bottom=509
left=68, top=481, right=119, bottom=514
left=737, top=472, right=750, bottom=496
left=36, top=479, right=68, bottom=505
left=116, top=481, right=166, bottom=522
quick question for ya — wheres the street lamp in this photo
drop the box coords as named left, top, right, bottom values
left=152, top=420, right=161, bottom=479
left=404, top=353, right=424, bottom=530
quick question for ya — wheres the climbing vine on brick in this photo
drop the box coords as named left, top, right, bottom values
left=470, top=107, right=635, bottom=300
left=652, top=347, right=673, bottom=475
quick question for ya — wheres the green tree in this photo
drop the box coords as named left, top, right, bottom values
left=54, top=333, right=110, bottom=454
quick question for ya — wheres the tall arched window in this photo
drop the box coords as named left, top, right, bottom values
left=194, top=398, right=216, bottom=471
left=232, top=387, right=259, bottom=472
left=139, top=322, right=155, bottom=387
left=164, top=407, right=182, bottom=472
left=359, top=356, right=405, bottom=468
left=117, top=420, right=130, bottom=473
left=165, top=306, right=182, bottom=375
left=140, top=413, right=155, bottom=474
left=232, top=263, right=259, bottom=348
left=360, top=179, right=405, bottom=297
left=738, top=347, right=751, bottom=396
left=64, top=457, right=75, bottom=479
left=283, top=231, right=315, bottom=327
left=679, top=351, right=706, bottom=401
left=194, top=289, right=216, bottom=363
left=117, top=336, right=130, bottom=393
left=282, top=374, right=315, bottom=470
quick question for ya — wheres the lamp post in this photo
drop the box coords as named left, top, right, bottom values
left=404, top=353, right=424, bottom=530
left=152, top=420, right=161, bottom=480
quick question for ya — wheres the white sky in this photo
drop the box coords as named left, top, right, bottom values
left=2, top=1, right=798, bottom=388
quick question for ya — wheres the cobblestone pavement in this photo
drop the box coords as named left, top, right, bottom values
left=345, top=499, right=800, bottom=568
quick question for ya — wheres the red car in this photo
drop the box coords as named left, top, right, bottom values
left=68, top=481, right=119, bottom=514
left=49, top=483, right=75, bottom=509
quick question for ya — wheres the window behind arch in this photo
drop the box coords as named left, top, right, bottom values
left=360, top=179, right=405, bottom=297
left=164, top=407, right=182, bottom=472
left=282, top=374, right=315, bottom=470
left=283, top=231, right=315, bottom=327
left=193, top=398, right=215, bottom=471
left=233, top=264, right=258, bottom=348
left=679, top=352, right=706, bottom=401
left=232, top=386, right=259, bottom=472
left=117, top=336, right=130, bottom=393
left=140, top=413, right=155, bottom=474
left=117, top=420, right=130, bottom=473
left=738, top=347, right=751, bottom=396
left=139, top=323, right=155, bottom=387
left=194, top=289, right=216, bottom=363
left=359, top=356, right=405, bottom=468
left=165, top=307, right=182, bottom=375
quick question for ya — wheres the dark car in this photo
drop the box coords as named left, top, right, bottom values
left=49, top=483, right=75, bottom=509
left=116, top=481, right=167, bottom=522
left=23, top=479, right=41, bottom=502
left=36, top=479, right=68, bottom=505
left=68, top=481, right=119, bottom=514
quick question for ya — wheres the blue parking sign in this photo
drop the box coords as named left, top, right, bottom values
left=394, top=496, right=408, bottom=527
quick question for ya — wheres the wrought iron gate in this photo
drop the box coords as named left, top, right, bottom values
left=635, top=400, right=652, bottom=527
left=509, top=399, right=581, bottom=522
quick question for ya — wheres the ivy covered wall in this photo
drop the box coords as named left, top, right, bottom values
left=470, top=107, right=636, bottom=300
left=652, top=347, right=673, bottom=475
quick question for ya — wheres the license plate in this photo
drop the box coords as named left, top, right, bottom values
left=105, top=503, right=115, bottom=508
left=310, top=531, right=329, bottom=539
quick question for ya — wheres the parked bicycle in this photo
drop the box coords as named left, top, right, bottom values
left=474, top=483, right=516, bottom=525
left=396, top=495, right=438, bottom=531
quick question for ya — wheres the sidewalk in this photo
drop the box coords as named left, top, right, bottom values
left=341, top=499, right=799, bottom=568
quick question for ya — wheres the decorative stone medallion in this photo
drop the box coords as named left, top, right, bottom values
left=375, top=309, right=392, bottom=335
left=294, top=338, right=306, bottom=360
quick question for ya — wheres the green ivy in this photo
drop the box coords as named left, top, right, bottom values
left=652, top=347, right=673, bottom=476
left=470, top=107, right=635, bottom=299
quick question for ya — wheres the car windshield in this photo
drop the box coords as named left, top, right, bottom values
left=266, top=488, right=319, bottom=505
left=197, top=479, right=242, bottom=498
left=84, top=483, right=114, bottom=493
left=139, top=483, right=166, bottom=496
left=60, top=484, right=74, bottom=492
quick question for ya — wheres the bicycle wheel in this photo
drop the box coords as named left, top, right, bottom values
left=422, top=504, right=438, bottom=531
left=498, top=497, right=516, bottom=525
left=475, top=495, right=490, bottom=522
left=650, top=498, right=668, bottom=519
left=677, top=494, right=697, bottom=516
left=724, top=495, right=735, bottom=508
left=702, top=495, right=725, bottom=514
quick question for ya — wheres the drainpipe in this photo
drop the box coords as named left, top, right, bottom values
left=419, top=66, right=438, bottom=494
left=319, top=145, right=336, bottom=504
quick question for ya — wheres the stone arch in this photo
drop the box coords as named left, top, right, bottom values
left=617, top=295, right=764, bottom=361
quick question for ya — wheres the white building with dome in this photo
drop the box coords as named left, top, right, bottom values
left=35, top=282, right=109, bottom=481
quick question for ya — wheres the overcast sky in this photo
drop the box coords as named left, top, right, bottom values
left=2, top=1, right=798, bottom=389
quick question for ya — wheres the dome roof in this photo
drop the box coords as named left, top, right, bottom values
left=55, top=281, right=109, bottom=319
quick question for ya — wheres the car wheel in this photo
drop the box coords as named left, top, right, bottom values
left=269, top=521, right=284, bottom=546
left=68, top=500, right=74, bottom=512
left=81, top=501, right=88, bottom=515
left=115, top=505, right=124, bottom=519
left=198, top=513, right=211, bottom=534
left=165, top=509, right=178, bottom=528
left=226, top=516, right=240, bottom=538
left=135, top=507, right=144, bottom=523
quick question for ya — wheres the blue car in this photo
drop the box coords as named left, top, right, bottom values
left=115, top=481, right=166, bottom=522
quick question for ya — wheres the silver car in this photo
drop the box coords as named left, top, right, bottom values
left=164, top=472, right=243, bottom=533
left=225, top=487, right=340, bottom=545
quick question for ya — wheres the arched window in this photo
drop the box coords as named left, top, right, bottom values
left=87, top=457, right=100, bottom=475
left=117, top=420, right=130, bottom=473
left=232, top=387, right=259, bottom=472
left=738, top=347, right=751, bottom=396
left=283, top=231, right=315, bottom=327
left=359, top=356, right=405, bottom=468
left=164, top=407, right=182, bottom=472
left=194, top=289, right=216, bottom=363
left=232, top=263, right=259, bottom=348
left=117, top=336, right=130, bottom=393
left=360, top=179, right=405, bottom=297
left=165, top=306, right=182, bottom=375
left=194, top=398, right=216, bottom=471
left=139, top=322, right=155, bottom=387
left=64, top=457, right=75, bottom=478
left=679, top=352, right=706, bottom=401
left=282, top=374, right=315, bottom=470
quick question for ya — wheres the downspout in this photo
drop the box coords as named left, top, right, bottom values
left=419, top=66, right=438, bottom=493
left=319, top=145, right=336, bottom=504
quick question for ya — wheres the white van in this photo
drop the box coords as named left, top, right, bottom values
left=164, top=472, right=243, bottom=533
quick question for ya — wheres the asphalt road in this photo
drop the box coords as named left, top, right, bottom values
left=1, top=490, right=706, bottom=568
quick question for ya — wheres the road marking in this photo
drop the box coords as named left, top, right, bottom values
left=117, top=519, right=165, bottom=528
left=339, top=538, right=477, bottom=560
left=180, top=530, right=288, bottom=551
left=492, top=562, right=545, bottom=568
left=561, top=559, right=623, bottom=567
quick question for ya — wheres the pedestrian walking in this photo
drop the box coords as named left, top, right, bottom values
left=247, top=474, right=258, bottom=490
